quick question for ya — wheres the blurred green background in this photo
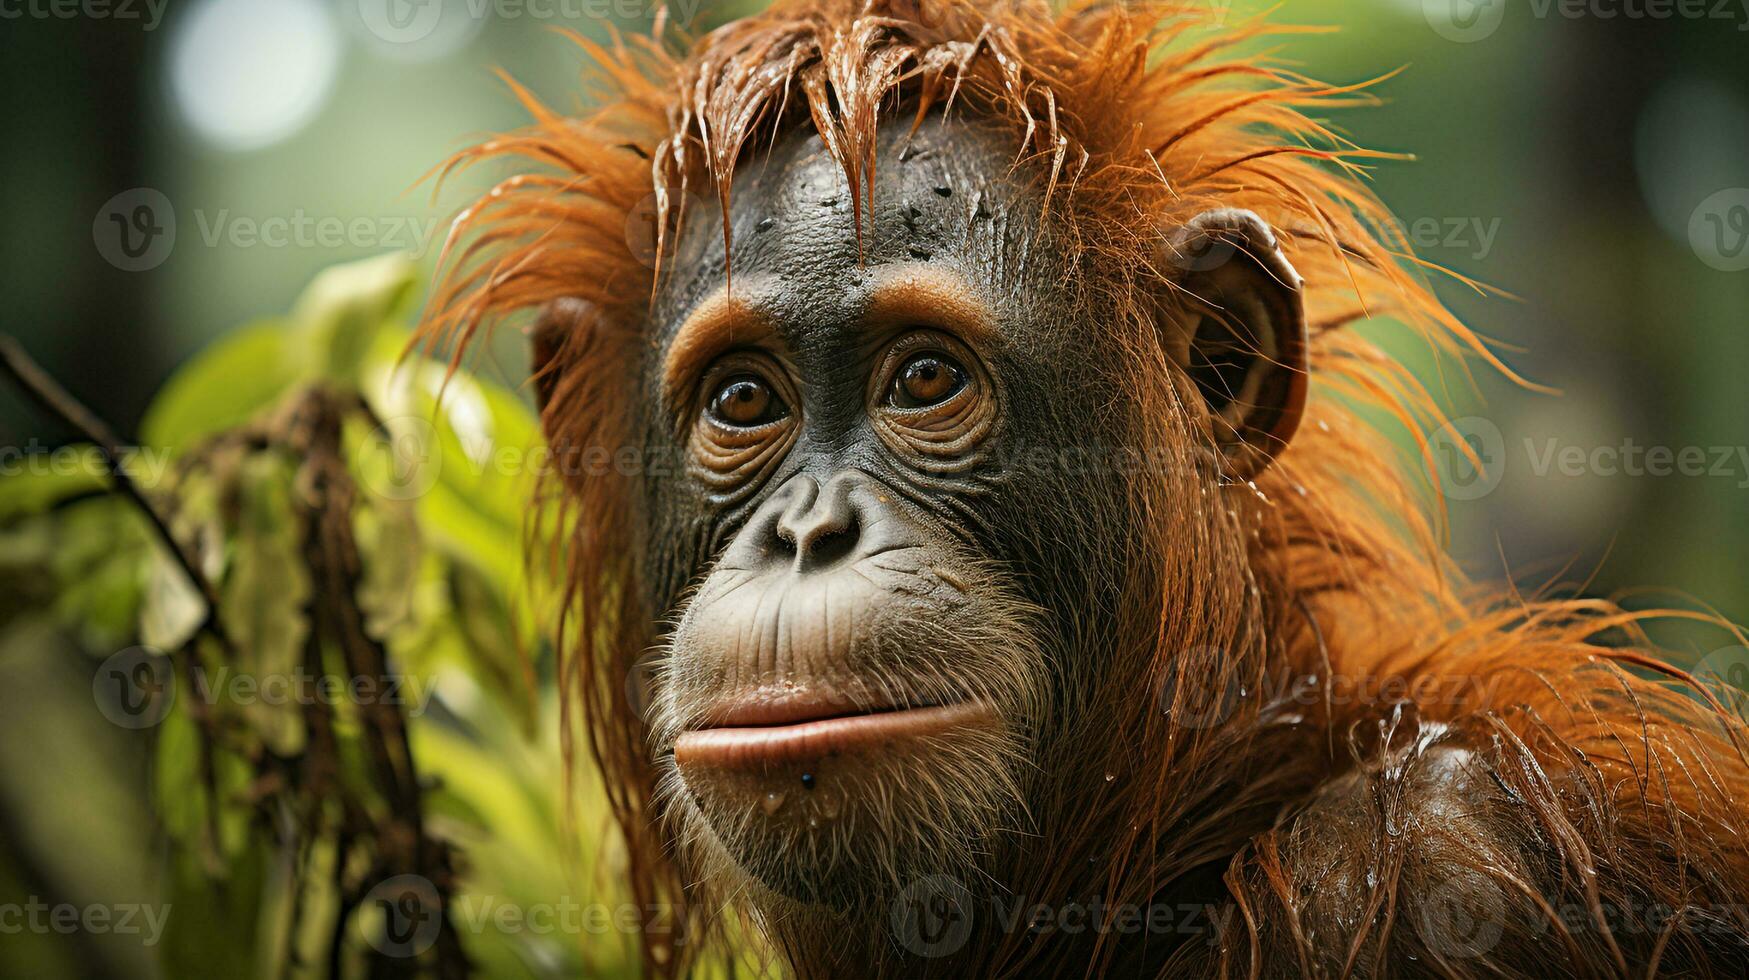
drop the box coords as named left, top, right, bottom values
left=1, top=0, right=1746, bottom=975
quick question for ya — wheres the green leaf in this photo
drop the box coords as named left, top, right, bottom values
left=0, top=445, right=109, bottom=522
left=354, top=497, right=423, bottom=641
left=156, top=835, right=267, bottom=980
left=140, top=323, right=300, bottom=452
left=355, top=326, right=544, bottom=589
left=140, top=542, right=205, bottom=651
left=221, top=453, right=312, bottom=756
left=140, top=254, right=418, bottom=453
left=447, top=560, right=537, bottom=734
left=152, top=707, right=202, bottom=842
left=21, top=495, right=151, bottom=647
left=291, top=252, right=418, bottom=382
left=155, top=698, right=260, bottom=860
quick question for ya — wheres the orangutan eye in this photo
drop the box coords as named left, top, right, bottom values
left=889, top=354, right=968, bottom=409
left=708, top=375, right=786, bottom=427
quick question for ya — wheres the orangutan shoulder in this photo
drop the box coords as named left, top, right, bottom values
left=1277, top=732, right=1537, bottom=924
left=1231, top=718, right=1749, bottom=974
left=1220, top=724, right=1562, bottom=974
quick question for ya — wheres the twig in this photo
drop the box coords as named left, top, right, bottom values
left=0, top=333, right=234, bottom=652
left=288, top=387, right=468, bottom=978
left=0, top=332, right=228, bottom=854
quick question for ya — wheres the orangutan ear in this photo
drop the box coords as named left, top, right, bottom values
left=1160, top=208, right=1308, bottom=482
left=529, top=297, right=593, bottom=414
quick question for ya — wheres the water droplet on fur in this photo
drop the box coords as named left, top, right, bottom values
left=1104, top=772, right=1116, bottom=782
left=1317, top=420, right=1331, bottom=433
left=761, top=792, right=785, bottom=815
left=807, top=816, right=820, bottom=830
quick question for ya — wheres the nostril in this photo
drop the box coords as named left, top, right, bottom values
left=767, top=472, right=866, bottom=571
left=795, top=520, right=858, bottom=570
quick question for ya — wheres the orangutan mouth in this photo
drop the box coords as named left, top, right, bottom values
left=673, top=698, right=997, bottom=770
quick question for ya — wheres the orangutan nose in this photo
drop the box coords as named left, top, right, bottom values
left=772, top=472, right=863, bottom=572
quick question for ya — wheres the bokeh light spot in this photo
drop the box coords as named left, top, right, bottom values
left=169, top=0, right=341, bottom=152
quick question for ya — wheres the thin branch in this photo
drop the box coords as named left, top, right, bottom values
left=0, top=333, right=235, bottom=652
left=0, top=332, right=230, bottom=856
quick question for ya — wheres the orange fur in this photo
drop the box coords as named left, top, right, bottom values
left=421, top=2, right=1749, bottom=975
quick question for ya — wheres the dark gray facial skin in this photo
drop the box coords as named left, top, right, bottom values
left=638, top=111, right=1133, bottom=624
left=633, top=111, right=1152, bottom=909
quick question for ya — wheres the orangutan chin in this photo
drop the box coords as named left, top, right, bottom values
left=423, top=1, right=1749, bottom=975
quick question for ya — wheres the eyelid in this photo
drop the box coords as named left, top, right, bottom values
left=662, top=291, right=778, bottom=415
left=888, top=351, right=970, bottom=409
left=869, top=329, right=977, bottom=399
left=699, top=348, right=791, bottom=402
left=688, top=350, right=801, bottom=498
left=701, top=360, right=791, bottom=429
left=866, top=328, right=996, bottom=469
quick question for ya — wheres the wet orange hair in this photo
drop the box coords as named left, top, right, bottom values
left=422, top=1, right=1749, bottom=974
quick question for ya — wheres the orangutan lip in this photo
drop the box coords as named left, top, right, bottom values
left=673, top=701, right=995, bottom=770
left=694, top=688, right=915, bottom=728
